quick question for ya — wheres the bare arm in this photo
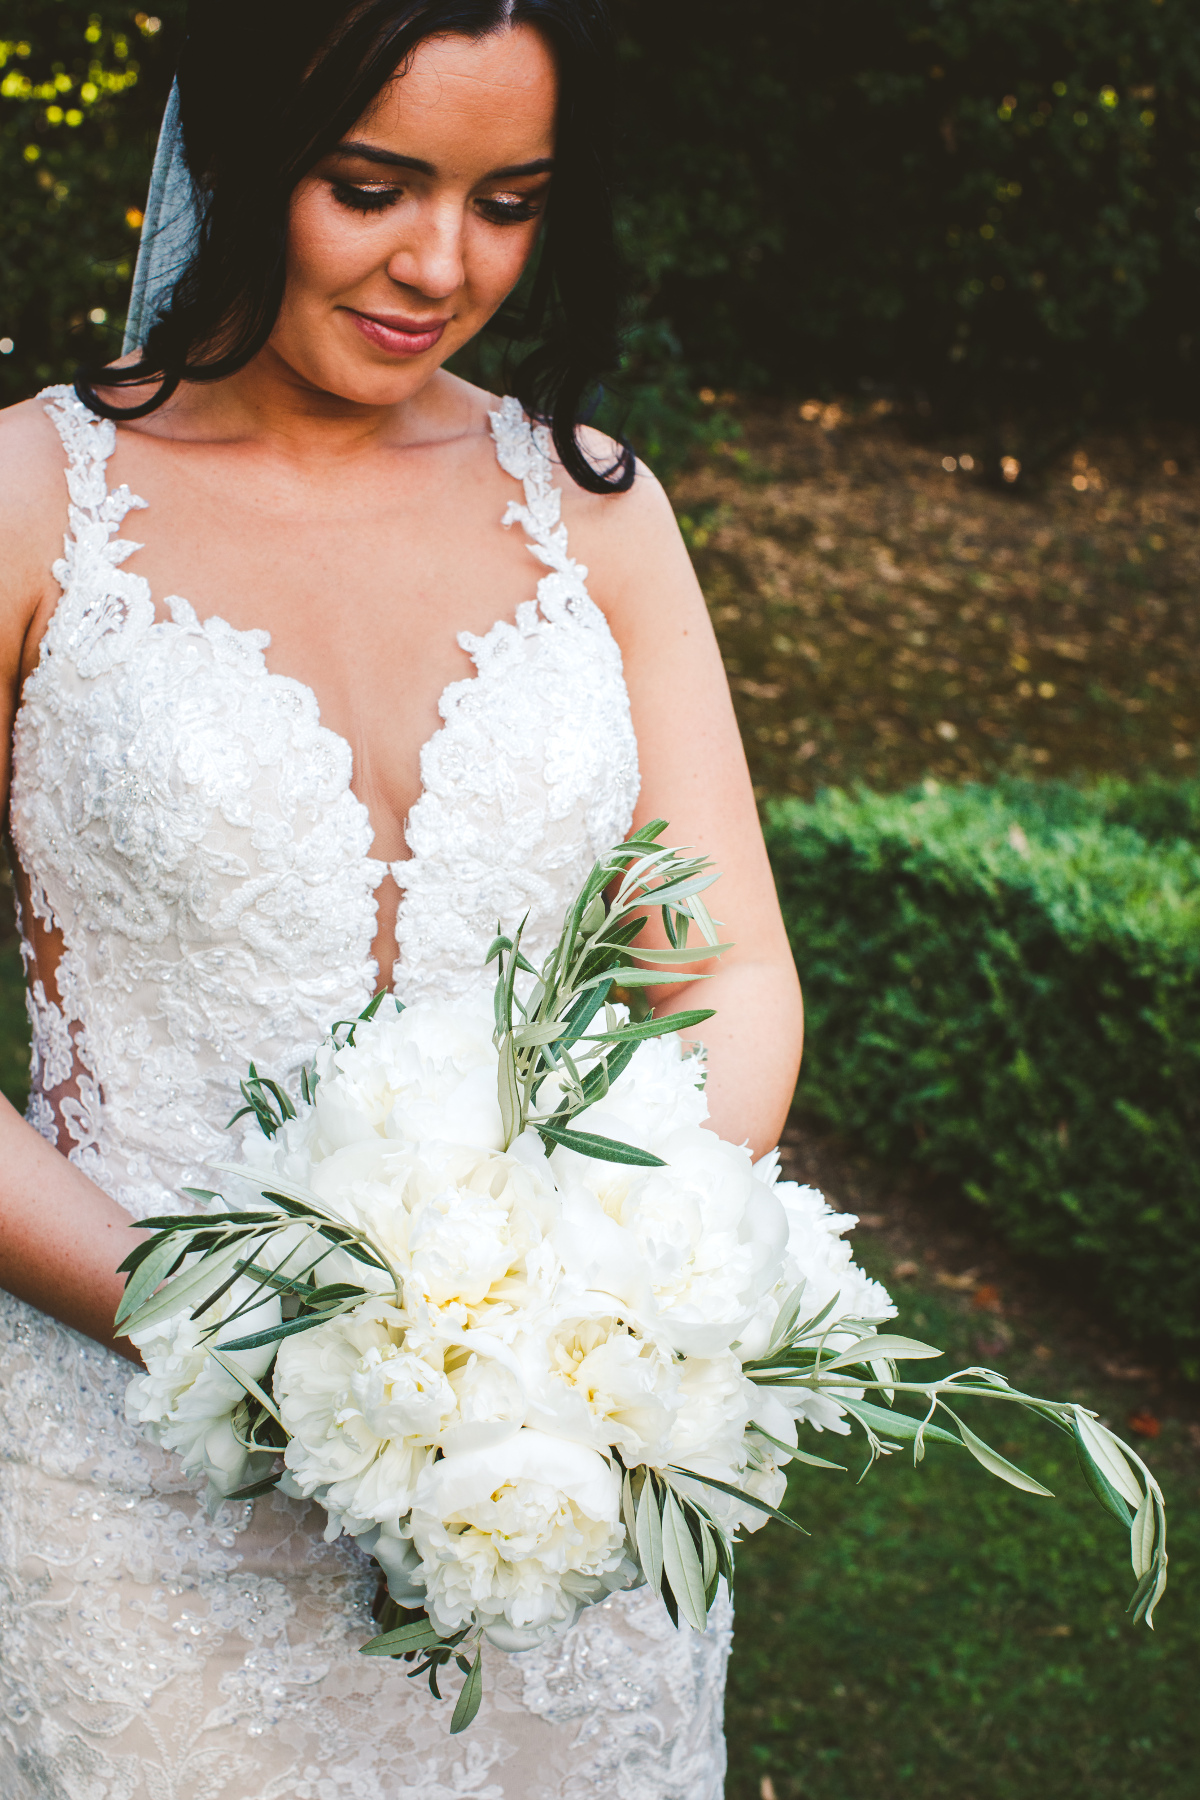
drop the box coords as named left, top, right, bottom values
left=573, top=456, right=804, bottom=1156
left=0, top=1092, right=143, bottom=1356
left=0, top=401, right=144, bottom=1361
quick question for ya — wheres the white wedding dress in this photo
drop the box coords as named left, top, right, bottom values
left=0, top=387, right=732, bottom=1798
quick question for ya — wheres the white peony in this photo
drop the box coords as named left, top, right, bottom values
left=270, top=1138, right=573, bottom=1540
left=250, top=999, right=503, bottom=1176
left=274, top=1296, right=456, bottom=1536
left=125, top=1269, right=282, bottom=1502
left=442, top=1349, right=528, bottom=1455
left=669, top=1350, right=757, bottom=1471
left=514, top=1308, right=681, bottom=1466
left=734, top=1463, right=790, bottom=1531
left=254, top=1131, right=560, bottom=1322
left=565, top=1029, right=709, bottom=1148
left=297, top=1136, right=562, bottom=1345
left=665, top=1356, right=804, bottom=1538
left=778, top=1178, right=895, bottom=1342
left=741, top=1175, right=897, bottom=1437
left=354, top=1517, right=428, bottom=1607
left=409, top=1429, right=631, bottom=1650
left=553, top=1125, right=788, bottom=1357
left=212, top=998, right=897, bottom=1637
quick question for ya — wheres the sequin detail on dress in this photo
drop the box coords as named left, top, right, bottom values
left=0, top=386, right=730, bottom=1798
left=393, top=398, right=641, bottom=1007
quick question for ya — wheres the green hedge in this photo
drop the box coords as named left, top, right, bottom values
left=764, top=779, right=1200, bottom=1370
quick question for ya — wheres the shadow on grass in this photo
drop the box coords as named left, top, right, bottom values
left=725, top=1127, right=1198, bottom=1800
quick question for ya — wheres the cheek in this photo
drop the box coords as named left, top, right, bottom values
left=284, top=188, right=381, bottom=305
left=464, top=220, right=543, bottom=309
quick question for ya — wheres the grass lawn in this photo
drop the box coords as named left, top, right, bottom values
left=0, top=402, right=1195, bottom=1796
left=725, top=1127, right=1199, bottom=1799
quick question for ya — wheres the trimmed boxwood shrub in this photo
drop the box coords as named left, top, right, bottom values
left=764, top=779, right=1200, bottom=1368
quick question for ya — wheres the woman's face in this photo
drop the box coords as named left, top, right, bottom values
left=272, top=24, right=557, bottom=405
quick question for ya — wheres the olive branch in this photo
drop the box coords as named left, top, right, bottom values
left=488, top=817, right=725, bottom=1163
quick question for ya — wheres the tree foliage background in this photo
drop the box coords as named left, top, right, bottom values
left=611, top=0, right=1200, bottom=423
left=2, top=0, right=1199, bottom=424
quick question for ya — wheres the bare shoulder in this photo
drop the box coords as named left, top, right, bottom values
left=0, top=393, right=68, bottom=492
left=0, top=396, right=70, bottom=631
left=554, top=425, right=705, bottom=636
left=563, top=423, right=675, bottom=528
left=444, top=387, right=702, bottom=641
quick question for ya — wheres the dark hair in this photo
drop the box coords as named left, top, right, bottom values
left=75, top=0, right=632, bottom=493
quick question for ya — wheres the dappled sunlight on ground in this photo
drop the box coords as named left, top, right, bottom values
left=671, top=402, right=1198, bottom=796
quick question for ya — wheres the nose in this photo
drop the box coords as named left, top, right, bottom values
left=385, top=199, right=465, bottom=302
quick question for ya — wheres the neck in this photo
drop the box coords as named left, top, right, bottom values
left=124, top=343, right=469, bottom=466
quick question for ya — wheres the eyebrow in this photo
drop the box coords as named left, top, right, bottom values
left=333, top=140, right=554, bottom=180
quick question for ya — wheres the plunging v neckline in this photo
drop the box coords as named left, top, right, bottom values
left=21, top=389, right=583, bottom=967
left=148, top=595, right=528, bottom=982
left=12, top=384, right=641, bottom=1198
left=138, top=591, right=519, bottom=876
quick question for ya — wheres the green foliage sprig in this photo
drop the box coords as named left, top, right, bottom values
left=487, top=816, right=723, bottom=1161
left=743, top=1291, right=1169, bottom=1628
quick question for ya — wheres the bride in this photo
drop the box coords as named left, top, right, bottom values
left=0, top=1, right=803, bottom=1794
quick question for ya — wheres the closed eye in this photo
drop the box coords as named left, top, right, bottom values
left=328, top=179, right=547, bottom=224
left=476, top=193, right=546, bottom=225
left=330, top=180, right=402, bottom=215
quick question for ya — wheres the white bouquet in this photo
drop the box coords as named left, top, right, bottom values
left=117, top=824, right=1168, bottom=1733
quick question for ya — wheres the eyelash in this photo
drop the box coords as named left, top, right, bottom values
left=329, top=181, right=543, bottom=225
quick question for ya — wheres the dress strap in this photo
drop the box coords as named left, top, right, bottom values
left=487, top=396, right=591, bottom=619
left=37, top=385, right=154, bottom=675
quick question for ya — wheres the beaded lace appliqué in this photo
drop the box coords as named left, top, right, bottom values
left=394, top=398, right=640, bottom=1006
left=10, top=388, right=385, bottom=1219
left=0, top=388, right=728, bottom=1797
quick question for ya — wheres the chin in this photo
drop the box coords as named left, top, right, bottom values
left=275, top=340, right=454, bottom=407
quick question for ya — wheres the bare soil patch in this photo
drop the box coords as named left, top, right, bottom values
left=671, top=401, right=1200, bottom=797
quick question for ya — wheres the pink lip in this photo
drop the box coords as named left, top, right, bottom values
left=347, top=309, right=450, bottom=357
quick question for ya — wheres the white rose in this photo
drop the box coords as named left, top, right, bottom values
left=410, top=1429, right=630, bottom=1650
left=274, top=1296, right=456, bottom=1536
left=125, top=1270, right=282, bottom=1501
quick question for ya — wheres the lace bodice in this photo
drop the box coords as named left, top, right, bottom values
left=9, top=387, right=640, bottom=1221
left=0, top=388, right=733, bottom=1799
